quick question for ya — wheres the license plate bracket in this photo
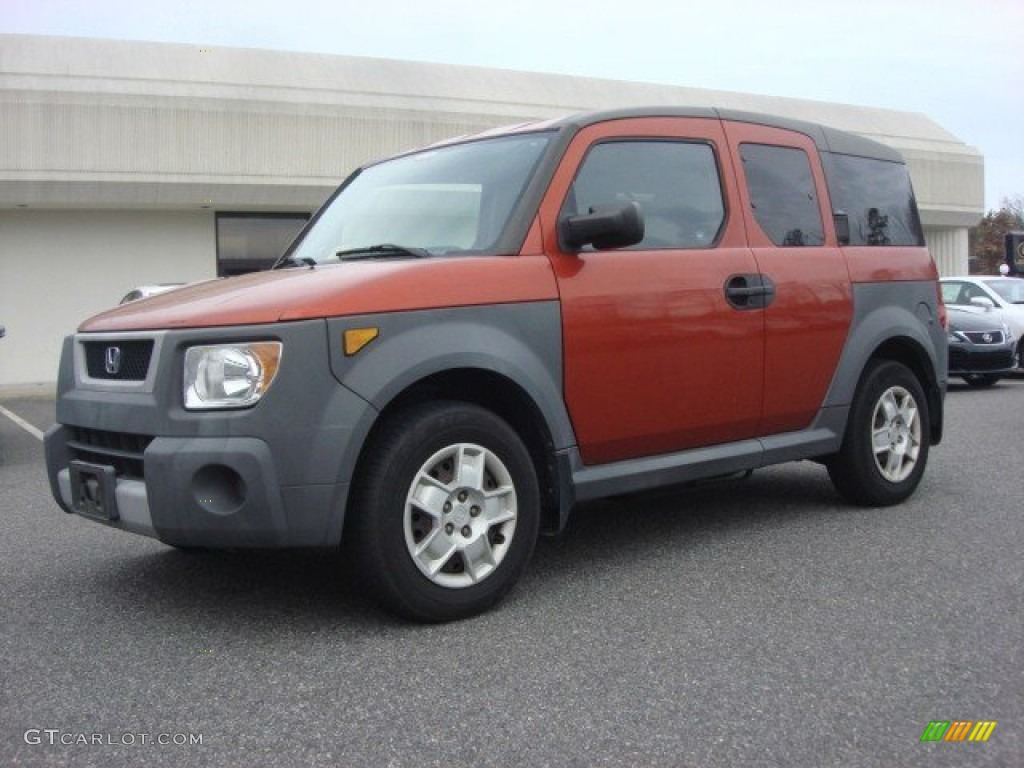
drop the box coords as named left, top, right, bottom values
left=69, top=461, right=119, bottom=521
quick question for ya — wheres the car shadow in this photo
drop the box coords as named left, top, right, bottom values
left=530, top=466, right=844, bottom=580
left=79, top=464, right=848, bottom=629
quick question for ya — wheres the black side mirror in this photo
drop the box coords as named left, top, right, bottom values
left=561, top=202, right=645, bottom=252
left=833, top=211, right=851, bottom=246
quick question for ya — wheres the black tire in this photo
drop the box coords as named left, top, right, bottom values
left=827, top=360, right=930, bottom=507
left=962, top=374, right=1000, bottom=388
left=347, top=401, right=539, bottom=622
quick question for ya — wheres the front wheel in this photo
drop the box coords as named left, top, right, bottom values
left=347, top=401, right=540, bottom=622
left=827, top=360, right=930, bottom=506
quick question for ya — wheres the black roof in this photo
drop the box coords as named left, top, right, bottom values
left=545, top=107, right=905, bottom=163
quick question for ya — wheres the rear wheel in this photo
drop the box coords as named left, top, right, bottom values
left=828, top=360, right=930, bottom=506
left=348, top=401, right=539, bottom=622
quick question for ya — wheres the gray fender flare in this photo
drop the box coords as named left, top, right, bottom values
left=822, top=289, right=944, bottom=411
left=326, top=302, right=576, bottom=490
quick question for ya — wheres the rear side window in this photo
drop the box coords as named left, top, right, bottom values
left=823, top=153, right=925, bottom=246
left=739, top=143, right=824, bottom=247
left=564, top=140, right=726, bottom=250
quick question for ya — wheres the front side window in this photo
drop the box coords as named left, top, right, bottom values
left=290, top=133, right=551, bottom=263
left=822, top=153, right=925, bottom=246
left=740, top=143, right=825, bottom=247
left=562, top=140, right=726, bottom=250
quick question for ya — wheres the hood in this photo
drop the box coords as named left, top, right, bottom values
left=947, top=306, right=1007, bottom=333
left=80, top=256, right=559, bottom=332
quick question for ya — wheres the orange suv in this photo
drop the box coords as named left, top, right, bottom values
left=45, top=108, right=947, bottom=621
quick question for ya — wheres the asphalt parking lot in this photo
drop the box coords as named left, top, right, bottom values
left=1, top=380, right=1021, bottom=767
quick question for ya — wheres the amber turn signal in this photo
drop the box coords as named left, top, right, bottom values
left=343, top=327, right=379, bottom=356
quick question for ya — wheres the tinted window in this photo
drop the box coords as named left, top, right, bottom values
left=740, top=143, right=824, bottom=247
left=823, top=153, right=925, bottom=246
left=564, top=141, right=725, bottom=250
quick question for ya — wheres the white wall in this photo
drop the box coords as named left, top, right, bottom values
left=924, top=226, right=970, bottom=277
left=0, top=210, right=215, bottom=386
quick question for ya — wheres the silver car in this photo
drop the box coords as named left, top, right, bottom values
left=941, top=276, right=1024, bottom=367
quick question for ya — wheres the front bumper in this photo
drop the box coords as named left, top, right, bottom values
left=44, top=320, right=378, bottom=548
left=948, top=343, right=1016, bottom=376
left=46, top=429, right=344, bottom=547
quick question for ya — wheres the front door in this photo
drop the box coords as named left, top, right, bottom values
left=538, top=117, right=765, bottom=466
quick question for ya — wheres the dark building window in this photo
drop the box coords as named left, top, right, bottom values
left=740, top=143, right=824, bottom=247
left=215, top=213, right=310, bottom=276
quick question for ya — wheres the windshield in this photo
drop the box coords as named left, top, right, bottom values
left=985, top=278, right=1024, bottom=304
left=288, top=133, right=552, bottom=264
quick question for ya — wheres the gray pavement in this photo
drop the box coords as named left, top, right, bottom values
left=0, top=381, right=1020, bottom=767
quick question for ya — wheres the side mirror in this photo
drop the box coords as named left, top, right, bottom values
left=833, top=211, right=850, bottom=246
left=970, top=296, right=995, bottom=311
left=560, top=202, right=644, bottom=252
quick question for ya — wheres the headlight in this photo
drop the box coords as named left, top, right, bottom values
left=947, top=332, right=962, bottom=344
left=184, top=342, right=282, bottom=410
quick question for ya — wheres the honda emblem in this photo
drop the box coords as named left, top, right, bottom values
left=104, top=346, right=122, bottom=375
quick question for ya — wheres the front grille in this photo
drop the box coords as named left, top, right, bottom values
left=962, top=330, right=1005, bottom=345
left=67, top=427, right=153, bottom=480
left=83, top=340, right=154, bottom=381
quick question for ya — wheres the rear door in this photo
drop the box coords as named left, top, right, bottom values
left=538, top=117, right=764, bottom=466
left=722, top=122, right=853, bottom=435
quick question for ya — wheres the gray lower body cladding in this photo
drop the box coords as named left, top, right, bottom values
left=44, top=302, right=568, bottom=547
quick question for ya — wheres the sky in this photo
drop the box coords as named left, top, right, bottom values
left=2, top=0, right=1021, bottom=210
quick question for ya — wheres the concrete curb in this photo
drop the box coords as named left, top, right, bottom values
left=0, top=383, right=57, bottom=400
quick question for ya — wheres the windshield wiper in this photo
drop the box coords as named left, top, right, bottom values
left=273, top=254, right=316, bottom=270
left=335, top=244, right=432, bottom=261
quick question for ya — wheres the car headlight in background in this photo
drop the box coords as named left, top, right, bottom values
left=184, top=342, right=282, bottom=410
left=947, top=332, right=962, bottom=344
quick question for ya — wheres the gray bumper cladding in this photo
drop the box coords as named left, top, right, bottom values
left=48, top=428, right=291, bottom=547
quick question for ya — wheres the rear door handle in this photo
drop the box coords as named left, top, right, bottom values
left=724, top=274, right=775, bottom=310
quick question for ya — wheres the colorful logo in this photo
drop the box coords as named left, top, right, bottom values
left=920, top=721, right=997, bottom=742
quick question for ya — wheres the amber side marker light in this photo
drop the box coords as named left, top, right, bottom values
left=344, top=328, right=380, bottom=356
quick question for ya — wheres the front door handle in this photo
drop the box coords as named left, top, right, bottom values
left=724, top=274, right=775, bottom=310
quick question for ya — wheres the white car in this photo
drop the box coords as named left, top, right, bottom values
left=119, top=283, right=185, bottom=305
left=941, top=277, right=1024, bottom=368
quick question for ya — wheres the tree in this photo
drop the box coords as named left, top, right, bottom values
left=970, top=197, right=1024, bottom=274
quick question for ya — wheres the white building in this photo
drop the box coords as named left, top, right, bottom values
left=0, top=34, right=984, bottom=386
